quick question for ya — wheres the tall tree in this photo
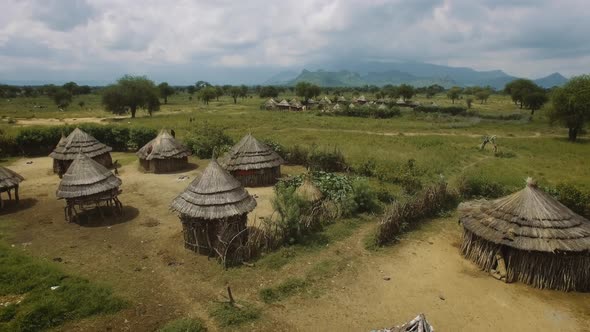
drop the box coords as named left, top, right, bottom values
left=523, top=91, right=548, bottom=116
left=447, top=87, right=462, bottom=104
left=229, top=86, right=241, bottom=104
left=475, top=89, right=492, bottom=104
left=102, top=75, right=160, bottom=118
left=295, top=82, right=321, bottom=103
left=158, top=82, right=175, bottom=104
left=398, top=84, right=415, bottom=101
left=259, top=86, right=279, bottom=98
left=52, top=88, right=73, bottom=109
left=239, top=85, right=248, bottom=98
left=62, top=82, right=79, bottom=95
left=197, top=86, right=217, bottom=105
left=549, top=75, right=590, bottom=141
left=504, top=79, right=538, bottom=108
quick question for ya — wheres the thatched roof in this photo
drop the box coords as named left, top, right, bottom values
left=378, top=104, right=387, bottom=110
left=332, top=103, right=342, bottom=111
left=396, top=98, right=406, bottom=104
left=348, top=103, right=356, bottom=109
left=136, top=129, right=191, bottom=161
left=307, top=98, right=316, bottom=104
left=0, top=166, right=24, bottom=189
left=459, top=178, right=590, bottom=253
left=295, top=176, right=322, bottom=202
left=356, top=95, right=367, bottom=102
left=277, top=99, right=290, bottom=107
left=265, top=98, right=277, bottom=107
left=290, top=98, right=302, bottom=108
left=170, top=160, right=256, bottom=220
left=337, top=96, right=347, bottom=102
left=318, top=96, right=332, bottom=105
left=221, top=134, right=284, bottom=171
left=56, top=153, right=121, bottom=199
left=50, top=128, right=112, bottom=161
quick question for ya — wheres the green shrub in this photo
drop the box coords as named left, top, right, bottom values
left=0, top=304, right=17, bottom=322
left=15, top=126, right=63, bottom=155
left=184, top=122, right=233, bottom=159
left=354, top=158, right=376, bottom=177
left=546, top=183, right=590, bottom=217
left=261, top=138, right=286, bottom=159
left=284, top=144, right=309, bottom=165
left=456, top=174, right=508, bottom=199
left=333, top=105, right=401, bottom=119
left=350, top=179, right=380, bottom=214
left=376, top=189, right=396, bottom=204
left=259, top=278, right=308, bottom=303
left=159, top=318, right=207, bottom=332
left=415, top=105, right=467, bottom=116
left=208, top=302, right=260, bottom=327
left=129, top=127, right=158, bottom=150
left=308, top=146, right=348, bottom=172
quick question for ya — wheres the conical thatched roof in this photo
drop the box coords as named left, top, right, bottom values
left=337, top=96, right=347, bottom=102
left=348, top=103, right=355, bottom=109
left=277, top=99, right=290, bottom=107
left=0, top=166, right=24, bottom=189
left=332, top=103, right=342, bottom=111
left=56, top=153, right=121, bottom=199
left=290, top=98, right=302, bottom=108
left=356, top=95, right=367, bottom=102
left=50, top=128, right=112, bottom=160
left=295, top=176, right=322, bottom=202
left=307, top=98, right=316, bottom=104
left=170, top=160, right=256, bottom=220
left=221, top=134, right=284, bottom=171
left=318, top=96, right=332, bottom=105
left=459, top=178, right=590, bottom=253
left=136, top=130, right=191, bottom=160
left=265, top=98, right=277, bottom=107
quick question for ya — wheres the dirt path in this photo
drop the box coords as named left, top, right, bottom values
left=288, top=127, right=555, bottom=139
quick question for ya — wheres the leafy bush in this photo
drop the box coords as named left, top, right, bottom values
left=351, top=179, right=380, bottom=214
left=545, top=183, right=590, bottom=217
left=456, top=174, right=508, bottom=199
left=159, top=318, right=207, bottom=332
left=208, top=302, right=260, bottom=327
left=0, top=130, right=18, bottom=157
left=332, top=105, right=401, bottom=119
left=414, top=105, right=467, bottom=116
left=272, top=183, right=312, bottom=243
left=354, top=158, right=376, bottom=177
left=376, top=189, right=396, bottom=204
left=308, top=146, right=348, bottom=172
left=129, top=127, right=158, bottom=150
left=261, top=138, right=286, bottom=159
left=183, top=122, right=234, bottom=158
left=15, top=126, right=63, bottom=155
left=283, top=144, right=309, bottom=165
left=259, top=278, right=307, bottom=303
left=375, top=159, right=425, bottom=194
left=374, top=181, right=458, bottom=246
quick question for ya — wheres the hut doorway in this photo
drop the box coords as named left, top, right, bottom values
left=490, top=250, right=508, bottom=282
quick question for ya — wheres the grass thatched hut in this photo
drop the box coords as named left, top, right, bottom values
left=355, top=95, right=367, bottom=104
left=290, top=98, right=303, bottom=110
left=56, top=153, right=122, bottom=222
left=137, top=129, right=191, bottom=173
left=337, top=95, right=347, bottom=104
left=220, top=134, right=284, bottom=187
left=0, top=166, right=24, bottom=208
left=459, top=178, right=590, bottom=291
left=277, top=99, right=291, bottom=110
left=264, top=98, right=277, bottom=110
left=50, top=128, right=113, bottom=177
left=170, top=160, right=256, bottom=264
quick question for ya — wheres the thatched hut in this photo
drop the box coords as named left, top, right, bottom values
left=264, top=98, right=277, bottom=110
left=277, top=99, right=291, bottom=110
left=50, top=128, right=113, bottom=177
left=459, top=178, right=590, bottom=291
left=170, top=160, right=256, bottom=263
left=137, top=130, right=191, bottom=173
left=0, top=166, right=24, bottom=208
left=355, top=95, right=367, bottom=104
left=337, top=95, right=347, bottom=104
left=56, top=153, right=122, bottom=222
left=220, top=134, right=284, bottom=187
left=290, top=98, right=303, bottom=110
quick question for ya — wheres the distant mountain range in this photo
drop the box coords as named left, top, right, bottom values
left=263, top=61, right=568, bottom=89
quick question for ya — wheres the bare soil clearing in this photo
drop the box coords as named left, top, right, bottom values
left=0, top=156, right=588, bottom=331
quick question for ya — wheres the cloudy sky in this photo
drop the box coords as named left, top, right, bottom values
left=0, top=0, right=588, bottom=84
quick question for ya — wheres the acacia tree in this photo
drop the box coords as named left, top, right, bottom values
left=158, top=82, right=175, bottom=104
left=524, top=91, right=548, bottom=116
left=475, top=89, right=492, bottom=104
left=102, top=75, right=160, bottom=118
left=229, top=86, right=241, bottom=104
left=549, top=75, right=590, bottom=141
left=52, top=88, right=73, bottom=109
left=447, top=87, right=462, bottom=104
left=295, top=82, right=321, bottom=103
left=197, top=86, right=217, bottom=105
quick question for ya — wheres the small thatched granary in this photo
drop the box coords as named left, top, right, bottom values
left=295, top=176, right=322, bottom=202
left=50, top=128, right=113, bottom=177
left=277, top=99, right=291, bottom=110
left=264, top=98, right=277, bottom=110
left=170, top=160, right=256, bottom=264
left=57, top=153, right=122, bottom=222
left=459, top=178, right=590, bottom=292
left=220, top=134, right=284, bottom=187
left=136, top=130, right=191, bottom=173
left=0, top=166, right=24, bottom=208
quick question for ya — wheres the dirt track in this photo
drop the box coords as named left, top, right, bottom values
left=1, top=156, right=588, bottom=331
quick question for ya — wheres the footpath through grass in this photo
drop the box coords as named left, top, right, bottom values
left=0, top=243, right=126, bottom=332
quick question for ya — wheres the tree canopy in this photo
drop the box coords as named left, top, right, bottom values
left=52, top=88, right=73, bottom=109
left=158, top=82, right=175, bottom=104
left=295, top=82, right=321, bottom=103
left=259, top=86, right=279, bottom=98
left=229, top=86, right=241, bottom=104
left=197, top=86, right=217, bottom=105
left=101, top=75, right=160, bottom=118
left=549, top=74, right=590, bottom=141
left=398, top=84, right=415, bottom=101
left=447, top=87, right=462, bottom=104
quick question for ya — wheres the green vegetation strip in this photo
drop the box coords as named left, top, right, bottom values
left=158, top=318, right=207, bottom=332
left=0, top=244, right=126, bottom=331
left=208, top=302, right=260, bottom=327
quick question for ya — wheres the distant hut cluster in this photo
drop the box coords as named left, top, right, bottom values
left=50, top=128, right=113, bottom=177
left=137, top=129, right=191, bottom=173
left=56, top=153, right=123, bottom=222
left=170, top=160, right=256, bottom=265
left=0, top=166, right=23, bottom=208
left=220, top=134, right=284, bottom=187
left=459, top=178, right=590, bottom=292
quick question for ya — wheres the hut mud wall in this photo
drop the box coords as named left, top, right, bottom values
left=231, top=166, right=280, bottom=187
left=181, top=213, right=248, bottom=259
left=54, top=153, right=113, bottom=175
left=461, top=229, right=590, bottom=292
left=139, top=157, right=188, bottom=173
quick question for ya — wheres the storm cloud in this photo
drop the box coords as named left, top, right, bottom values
left=0, top=0, right=588, bottom=84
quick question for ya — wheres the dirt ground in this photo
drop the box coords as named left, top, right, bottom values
left=0, top=156, right=588, bottom=331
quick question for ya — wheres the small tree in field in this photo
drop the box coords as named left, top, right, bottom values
left=53, top=88, right=73, bottom=109
left=398, top=84, right=415, bottom=101
left=524, top=91, right=548, bottom=116
left=475, top=89, right=491, bottom=104
left=197, top=86, right=217, bottom=105
left=102, top=75, right=160, bottom=118
left=158, top=82, right=175, bottom=104
left=229, top=86, right=241, bottom=104
left=447, top=87, right=462, bottom=104
left=549, top=74, right=590, bottom=141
